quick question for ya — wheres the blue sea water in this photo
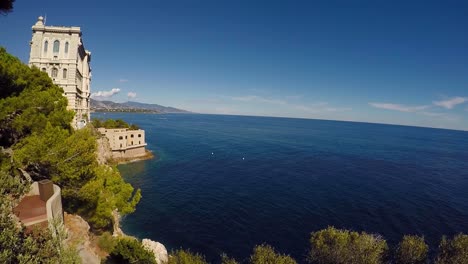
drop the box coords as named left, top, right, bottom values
left=93, top=113, right=468, bottom=263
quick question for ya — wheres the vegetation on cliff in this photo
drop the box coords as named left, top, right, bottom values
left=91, top=118, right=140, bottom=130
left=0, top=47, right=142, bottom=262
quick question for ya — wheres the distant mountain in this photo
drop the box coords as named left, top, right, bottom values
left=90, top=99, right=190, bottom=113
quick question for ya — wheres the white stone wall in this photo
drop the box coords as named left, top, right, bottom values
left=97, top=128, right=147, bottom=159
left=28, top=16, right=91, bottom=128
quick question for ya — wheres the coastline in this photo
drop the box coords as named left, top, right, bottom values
left=113, top=150, right=155, bottom=165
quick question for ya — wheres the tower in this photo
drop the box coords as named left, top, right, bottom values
left=28, top=16, right=91, bottom=128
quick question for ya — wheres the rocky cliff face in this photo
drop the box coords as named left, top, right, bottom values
left=142, top=239, right=169, bottom=264
left=64, top=213, right=100, bottom=264
left=96, top=135, right=112, bottom=165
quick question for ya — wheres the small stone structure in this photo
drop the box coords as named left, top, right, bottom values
left=97, top=128, right=147, bottom=159
left=14, top=180, right=63, bottom=227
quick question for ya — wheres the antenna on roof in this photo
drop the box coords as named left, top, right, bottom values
left=44, top=14, right=47, bottom=25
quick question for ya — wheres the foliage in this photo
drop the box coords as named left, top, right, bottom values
left=395, top=235, right=428, bottom=264
left=91, top=118, right=140, bottom=130
left=435, top=234, right=468, bottom=264
left=0, top=199, right=79, bottom=264
left=249, top=244, right=297, bottom=264
left=98, top=232, right=117, bottom=253
left=308, top=226, right=388, bottom=264
left=79, top=165, right=141, bottom=230
left=0, top=48, right=141, bottom=231
left=167, top=249, right=208, bottom=264
left=221, top=254, right=239, bottom=264
left=0, top=0, right=15, bottom=14
left=105, top=237, right=156, bottom=264
left=0, top=47, right=74, bottom=147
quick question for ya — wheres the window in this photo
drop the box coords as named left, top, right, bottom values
left=131, top=141, right=133, bottom=145
left=63, top=69, right=67, bottom=79
left=138, top=134, right=141, bottom=138
left=131, top=134, right=134, bottom=138
left=41, top=68, right=46, bottom=72
left=119, top=136, right=123, bottom=140
left=65, top=42, right=69, bottom=53
left=44, top=41, right=48, bottom=52
left=53, top=40, right=60, bottom=53
left=139, top=141, right=141, bottom=144
left=51, top=68, right=58, bottom=78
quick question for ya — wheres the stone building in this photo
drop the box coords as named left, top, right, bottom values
left=97, top=128, right=147, bottom=159
left=28, top=16, right=91, bottom=128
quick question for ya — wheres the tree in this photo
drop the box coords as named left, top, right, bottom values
left=106, top=237, right=156, bottom=264
left=0, top=0, right=15, bottom=14
left=435, top=234, right=468, bottom=264
left=78, top=165, right=141, bottom=230
left=0, top=47, right=73, bottom=147
left=308, top=226, right=388, bottom=264
left=167, top=249, right=208, bottom=264
left=395, top=235, right=428, bottom=264
left=250, top=244, right=297, bottom=264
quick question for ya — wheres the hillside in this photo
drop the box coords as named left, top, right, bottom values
left=90, top=99, right=190, bottom=113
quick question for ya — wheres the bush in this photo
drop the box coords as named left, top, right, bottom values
left=168, top=249, right=208, bottom=264
left=106, top=237, right=156, bottom=264
left=395, top=235, right=428, bottom=264
left=249, top=244, right=297, bottom=264
left=221, top=253, right=239, bottom=264
left=308, top=226, right=388, bottom=264
left=435, top=234, right=468, bottom=264
left=97, top=232, right=117, bottom=253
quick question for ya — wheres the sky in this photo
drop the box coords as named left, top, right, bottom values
left=1, top=0, right=468, bottom=130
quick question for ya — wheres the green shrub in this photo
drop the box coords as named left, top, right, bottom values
left=167, top=249, right=208, bottom=264
left=106, top=237, right=156, bottom=264
left=221, top=253, right=239, bottom=264
left=435, top=234, right=468, bottom=264
left=250, top=244, right=297, bottom=264
left=97, top=232, right=117, bottom=253
left=308, top=226, right=388, bottom=264
left=395, top=235, right=428, bottom=264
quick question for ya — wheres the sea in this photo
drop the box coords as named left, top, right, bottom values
left=92, top=113, right=468, bottom=263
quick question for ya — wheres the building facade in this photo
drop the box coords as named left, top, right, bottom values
left=97, top=128, right=147, bottom=159
left=28, top=16, right=91, bottom=128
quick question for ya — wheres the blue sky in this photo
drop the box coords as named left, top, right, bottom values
left=1, top=0, right=468, bottom=130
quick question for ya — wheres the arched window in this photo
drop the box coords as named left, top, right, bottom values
left=138, top=134, right=141, bottom=138
left=53, top=40, right=60, bottom=53
left=44, top=41, right=48, bottom=52
left=63, top=69, right=67, bottom=79
left=131, top=134, right=134, bottom=138
left=41, top=68, right=46, bottom=72
left=65, top=42, right=69, bottom=53
left=51, top=68, right=58, bottom=78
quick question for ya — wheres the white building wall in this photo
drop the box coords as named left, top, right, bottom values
left=28, top=16, right=91, bottom=128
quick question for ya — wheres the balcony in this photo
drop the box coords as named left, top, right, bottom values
left=14, top=180, right=63, bottom=227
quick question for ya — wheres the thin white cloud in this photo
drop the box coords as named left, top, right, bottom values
left=127, top=92, right=137, bottom=99
left=369, top=102, right=429, bottom=112
left=296, top=103, right=351, bottom=113
left=119, top=79, right=129, bottom=83
left=230, top=95, right=287, bottom=105
left=285, top=95, right=303, bottom=100
left=91, top=88, right=121, bottom=98
left=433, top=97, right=467, bottom=109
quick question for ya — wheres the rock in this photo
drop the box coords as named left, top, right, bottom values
left=112, top=209, right=125, bottom=237
left=64, top=213, right=100, bottom=264
left=142, top=239, right=168, bottom=264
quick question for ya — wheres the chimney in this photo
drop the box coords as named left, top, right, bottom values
left=38, top=179, right=54, bottom=202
